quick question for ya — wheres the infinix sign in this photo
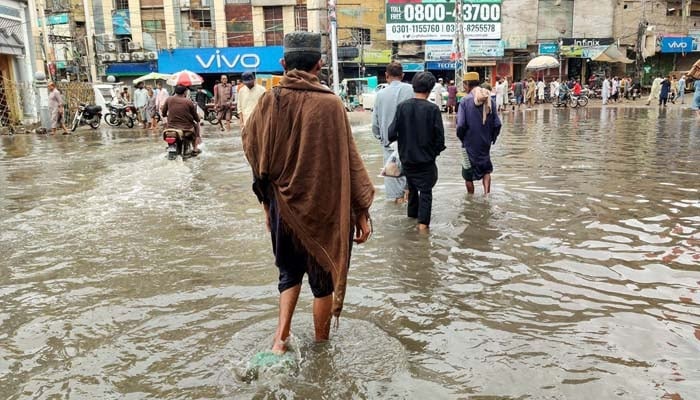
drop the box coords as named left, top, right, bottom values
left=158, top=46, right=284, bottom=74
left=660, top=37, right=693, bottom=53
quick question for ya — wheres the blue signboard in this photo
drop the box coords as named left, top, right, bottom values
left=38, top=12, right=69, bottom=26
left=660, top=37, right=693, bottom=53
left=402, top=63, right=425, bottom=72
left=107, top=62, right=158, bottom=77
left=426, top=61, right=462, bottom=70
left=538, top=43, right=559, bottom=55
left=157, top=47, right=284, bottom=74
left=112, top=10, right=131, bottom=35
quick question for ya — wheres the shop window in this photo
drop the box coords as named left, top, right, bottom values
left=666, top=0, right=682, bottom=16
left=263, top=6, right=284, bottom=46
left=351, top=27, right=370, bottom=45
left=114, top=0, right=129, bottom=10
left=143, top=20, right=164, bottom=32
left=295, top=5, right=308, bottom=32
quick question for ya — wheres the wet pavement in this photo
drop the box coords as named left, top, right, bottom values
left=1, top=107, right=699, bottom=399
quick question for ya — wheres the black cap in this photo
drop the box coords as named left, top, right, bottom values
left=284, top=31, right=321, bottom=55
left=241, top=72, right=255, bottom=83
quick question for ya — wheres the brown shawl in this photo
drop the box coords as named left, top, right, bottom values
left=242, top=69, right=375, bottom=318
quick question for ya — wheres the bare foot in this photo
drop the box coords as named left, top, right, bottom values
left=417, top=223, right=429, bottom=232
left=271, top=338, right=287, bottom=355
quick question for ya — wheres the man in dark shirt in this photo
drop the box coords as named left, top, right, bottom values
left=388, top=72, right=446, bottom=232
left=162, top=85, right=201, bottom=153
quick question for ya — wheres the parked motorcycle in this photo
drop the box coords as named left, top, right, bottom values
left=104, top=103, right=136, bottom=128
left=163, top=128, right=197, bottom=160
left=70, top=103, right=102, bottom=131
left=204, top=103, right=220, bottom=125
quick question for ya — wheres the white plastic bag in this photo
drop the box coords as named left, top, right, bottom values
left=381, top=148, right=403, bottom=177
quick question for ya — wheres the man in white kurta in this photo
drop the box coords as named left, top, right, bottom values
left=646, top=75, right=663, bottom=106
left=602, top=77, right=611, bottom=105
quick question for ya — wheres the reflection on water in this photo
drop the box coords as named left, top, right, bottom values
left=1, top=108, right=699, bottom=399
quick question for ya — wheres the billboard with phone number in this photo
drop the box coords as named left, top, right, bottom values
left=386, top=0, right=502, bottom=41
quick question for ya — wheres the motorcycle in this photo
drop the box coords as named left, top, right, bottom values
left=163, top=128, right=197, bottom=160
left=204, top=103, right=220, bottom=125
left=71, top=103, right=102, bottom=131
left=104, top=103, right=136, bottom=128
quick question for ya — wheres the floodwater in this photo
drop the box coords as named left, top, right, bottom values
left=1, top=107, right=699, bottom=400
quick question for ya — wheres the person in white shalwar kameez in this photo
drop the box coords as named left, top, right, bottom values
left=601, top=77, right=611, bottom=105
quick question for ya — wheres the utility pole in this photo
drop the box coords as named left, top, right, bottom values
left=37, top=0, right=52, bottom=79
left=82, top=0, right=97, bottom=82
left=636, top=0, right=648, bottom=81
left=328, top=0, right=340, bottom=94
left=452, top=0, right=466, bottom=89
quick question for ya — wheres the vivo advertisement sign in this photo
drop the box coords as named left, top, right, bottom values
left=157, top=46, right=284, bottom=74
left=660, top=37, right=693, bottom=53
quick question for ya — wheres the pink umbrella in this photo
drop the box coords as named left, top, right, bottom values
left=166, top=70, right=204, bottom=87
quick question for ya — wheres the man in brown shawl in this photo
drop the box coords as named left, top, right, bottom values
left=242, top=31, right=374, bottom=354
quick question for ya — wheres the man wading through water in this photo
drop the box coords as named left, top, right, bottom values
left=457, top=72, right=502, bottom=195
left=243, top=32, right=374, bottom=355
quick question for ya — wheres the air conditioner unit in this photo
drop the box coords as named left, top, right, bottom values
left=145, top=51, right=158, bottom=60
left=106, top=42, right=117, bottom=52
left=127, top=42, right=141, bottom=51
left=118, top=53, right=131, bottom=61
left=180, top=0, right=190, bottom=8
left=201, top=0, right=210, bottom=7
left=131, top=52, right=145, bottom=61
left=101, top=53, right=117, bottom=62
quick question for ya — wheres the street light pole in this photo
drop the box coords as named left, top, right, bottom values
left=329, top=0, right=340, bottom=95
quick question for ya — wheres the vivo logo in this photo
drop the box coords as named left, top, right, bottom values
left=668, top=42, right=688, bottom=49
left=195, top=49, right=261, bottom=70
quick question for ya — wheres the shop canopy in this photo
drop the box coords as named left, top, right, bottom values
left=592, top=45, right=633, bottom=64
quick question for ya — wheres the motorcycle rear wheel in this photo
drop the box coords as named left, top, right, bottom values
left=577, top=96, right=589, bottom=107
left=89, top=117, right=101, bottom=129
left=105, top=112, right=119, bottom=126
left=206, top=111, right=219, bottom=125
left=125, top=117, right=134, bottom=129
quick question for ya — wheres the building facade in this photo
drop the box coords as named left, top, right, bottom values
left=334, top=0, right=699, bottom=85
left=1, top=0, right=40, bottom=127
left=614, top=0, right=700, bottom=84
left=23, top=0, right=326, bottom=86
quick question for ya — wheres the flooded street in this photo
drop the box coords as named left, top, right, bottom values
left=1, top=107, right=699, bottom=399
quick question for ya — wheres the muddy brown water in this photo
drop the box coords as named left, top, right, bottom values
left=1, top=107, right=699, bottom=399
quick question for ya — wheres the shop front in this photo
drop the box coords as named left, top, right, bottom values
left=157, top=46, right=284, bottom=91
left=425, top=40, right=504, bottom=85
left=105, top=62, right=159, bottom=86
left=560, top=38, right=616, bottom=82
left=343, top=49, right=392, bottom=81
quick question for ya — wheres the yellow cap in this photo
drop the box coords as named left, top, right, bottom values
left=464, top=71, right=480, bottom=82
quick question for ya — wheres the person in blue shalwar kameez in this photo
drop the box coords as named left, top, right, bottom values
left=456, top=71, right=502, bottom=195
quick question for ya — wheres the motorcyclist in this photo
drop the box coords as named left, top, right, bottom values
left=558, top=82, right=571, bottom=105
left=162, top=85, right=201, bottom=154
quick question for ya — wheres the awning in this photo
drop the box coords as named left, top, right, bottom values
left=106, top=62, right=158, bottom=77
left=592, top=45, right=633, bottom=64
left=0, top=28, right=24, bottom=56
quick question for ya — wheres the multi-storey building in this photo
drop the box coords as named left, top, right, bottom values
left=614, top=0, right=700, bottom=83
left=1, top=0, right=40, bottom=127
left=334, top=0, right=698, bottom=85
left=32, top=0, right=326, bottom=86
